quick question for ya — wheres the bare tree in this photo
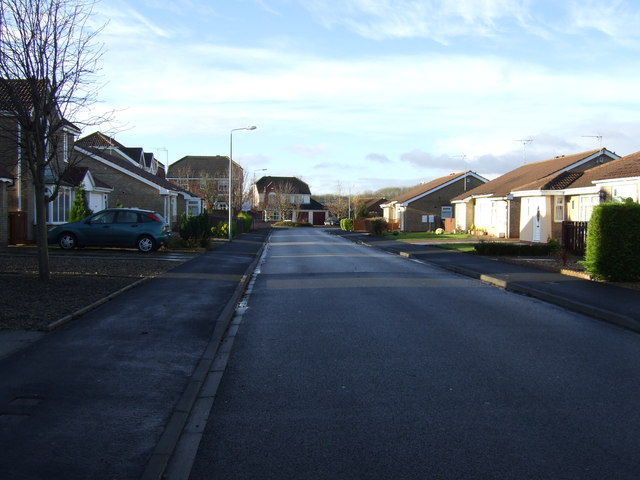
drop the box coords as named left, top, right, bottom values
left=0, top=0, right=107, bottom=280
left=268, top=181, right=297, bottom=222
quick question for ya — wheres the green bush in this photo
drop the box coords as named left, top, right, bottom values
left=69, top=184, right=92, bottom=222
left=474, top=241, right=560, bottom=256
left=238, top=211, right=253, bottom=232
left=582, top=202, right=640, bottom=281
left=179, top=211, right=211, bottom=241
left=211, top=220, right=238, bottom=238
left=365, top=217, right=387, bottom=236
left=340, top=218, right=354, bottom=231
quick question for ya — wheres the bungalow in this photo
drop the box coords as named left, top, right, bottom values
left=512, top=151, right=640, bottom=243
left=452, top=149, right=620, bottom=239
left=382, top=171, right=488, bottom=232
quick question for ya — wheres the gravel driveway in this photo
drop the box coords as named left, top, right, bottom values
left=1, top=248, right=199, bottom=331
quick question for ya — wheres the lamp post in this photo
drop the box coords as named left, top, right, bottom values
left=229, top=126, right=257, bottom=241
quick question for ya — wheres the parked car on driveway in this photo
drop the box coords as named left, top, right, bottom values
left=47, top=208, right=170, bottom=252
left=324, top=217, right=339, bottom=226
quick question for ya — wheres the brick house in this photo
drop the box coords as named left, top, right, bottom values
left=253, top=176, right=329, bottom=225
left=512, top=150, right=640, bottom=243
left=452, top=149, right=620, bottom=239
left=381, top=171, right=488, bottom=232
left=166, top=155, right=243, bottom=212
left=0, top=79, right=89, bottom=243
left=75, top=132, right=202, bottom=228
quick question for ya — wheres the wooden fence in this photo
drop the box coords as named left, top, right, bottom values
left=562, top=221, right=588, bottom=255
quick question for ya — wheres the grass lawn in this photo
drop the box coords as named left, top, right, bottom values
left=436, top=243, right=477, bottom=253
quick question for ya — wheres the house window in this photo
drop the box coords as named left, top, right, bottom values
left=265, top=210, right=281, bottom=222
left=441, top=206, right=453, bottom=219
left=579, top=195, right=599, bottom=221
left=187, top=200, right=200, bottom=216
left=554, top=197, right=564, bottom=222
left=48, top=186, right=73, bottom=224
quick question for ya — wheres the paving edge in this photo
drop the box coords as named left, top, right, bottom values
left=380, top=245, right=640, bottom=334
left=140, top=233, right=270, bottom=480
left=46, top=278, right=149, bottom=331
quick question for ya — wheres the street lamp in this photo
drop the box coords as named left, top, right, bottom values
left=229, top=126, right=257, bottom=241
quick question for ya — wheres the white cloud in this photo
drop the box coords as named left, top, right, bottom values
left=299, top=0, right=533, bottom=41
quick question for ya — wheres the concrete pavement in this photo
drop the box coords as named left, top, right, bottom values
left=0, top=228, right=270, bottom=480
left=331, top=229, right=640, bottom=332
left=1, top=226, right=639, bottom=479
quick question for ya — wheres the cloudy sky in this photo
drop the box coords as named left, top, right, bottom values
left=90, top=0, right=640, bottom=194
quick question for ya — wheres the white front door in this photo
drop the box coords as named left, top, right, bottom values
left=533, top=206, right=541, bottom=243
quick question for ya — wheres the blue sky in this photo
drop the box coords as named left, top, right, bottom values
left=90, top=0, right=640, bottom=194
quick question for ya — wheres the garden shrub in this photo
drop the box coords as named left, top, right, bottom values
left=582, top=201, right=640, bottom=281
left=365, top=217, right=387, bottom=236
left=179, top=211, right=211, bottom=241
left=238, top=211, right=253, bottom=232
left=69, top=184, right=92, bottom=222
left=474, top=241, right=560, bottom=256
left=211, top=220, right=238, bottom=238
left=340, top=218, right=354, bottom=231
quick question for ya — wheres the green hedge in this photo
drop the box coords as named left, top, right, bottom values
left=365, top=217, right=387, bottom=236
left=474, top=241, right=559, bottom=256
left=583, top=201, right=640, bottom=281
left=179, top=212, right=211, bottom=241
left=340, top=218, right=354, bottom=231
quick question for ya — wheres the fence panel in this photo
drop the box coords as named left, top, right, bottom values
left=562, top=221, right=588, bottom=255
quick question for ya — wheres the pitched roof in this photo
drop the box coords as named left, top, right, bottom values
left=574, top=151, right=640, bottom=186
left=392, top=171, right=479, bottom=204
left=75, top=132, right=126, bottom=149
left=514, top=171, right=585, bottom=192
left=60, top=166, right=112, bottom=190
left=300, top=198, right=326, bottom=210
left=0, top=79, right=45, bottom=111
left=255, top=176, right=311, bottom=195
left=0, top=79, right=80, bottom=132
left=167, top=156, right=234, bottom=177
left=76, top=146, right=194, bottom=197
left=453, top=149, right=613, bottom=201
left=513, top=150, right=640, bottom=192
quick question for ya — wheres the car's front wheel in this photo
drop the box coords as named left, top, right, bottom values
left=58, top=233, right=77, bottom=250
left=136, top=235, right=156, bottom=253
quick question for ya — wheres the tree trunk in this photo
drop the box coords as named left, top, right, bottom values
left=33, top=182, right=51, bottom=281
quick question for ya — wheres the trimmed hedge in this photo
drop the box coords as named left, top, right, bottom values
left=583, top=201, right=640, bottom=281
left=179, top=211, right=211, bottom=241
left=474, top=241, right=559, bottom=256
left=340, top=218, right=354, bottom=231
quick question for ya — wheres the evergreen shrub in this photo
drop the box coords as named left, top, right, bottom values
left=582, top=201, right=640, bottom=281
left=179, top=211, right=211, bottom=241
left=365, top=217, right=387, bottom=236
left=340, top=218, right=354, bottom=231
left=69, top=184, right=92, bottom=222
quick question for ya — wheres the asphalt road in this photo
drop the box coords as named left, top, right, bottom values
left=189, top=227, right=640, bottom=480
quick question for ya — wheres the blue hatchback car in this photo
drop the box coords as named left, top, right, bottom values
left=47, top=208, right=171, bottom=252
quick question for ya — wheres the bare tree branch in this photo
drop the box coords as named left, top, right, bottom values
left=0, top=0, right=108, bottom=280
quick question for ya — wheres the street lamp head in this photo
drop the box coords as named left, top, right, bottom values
left=246, top=126, right=257, bottom=130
